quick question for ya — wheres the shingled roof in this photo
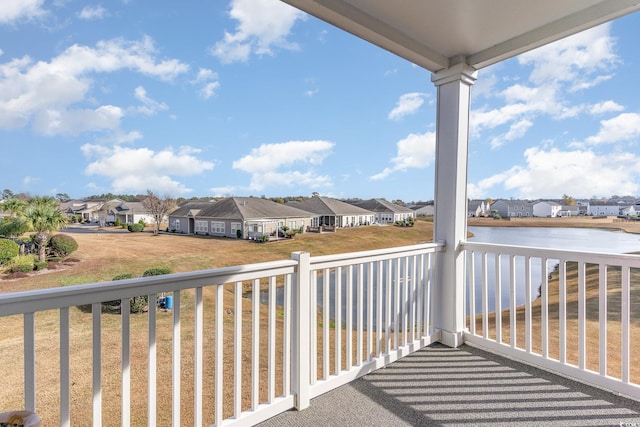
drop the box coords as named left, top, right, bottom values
left=290, top=196, right=374, bottom=216
left=177, top=197, right=311, bottom=221
left=350, top=198, right=414, bottom=214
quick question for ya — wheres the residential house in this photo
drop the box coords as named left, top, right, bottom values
left=468, top=199, right=491, bottom=217
left=491, top=200, right=533, bottom=218
left=587, top=201, right=623, bottom=217
left=288, top=195, right=375, bottom=228
left=558, top=205, right=580, bottom=217
left=349, top=198, right=415, bottom=224
left=533, top=200, right=562, bottom=217
left=168, top=197, right=312, bottom=239
left=59, top=200, right=104, bottom=222
left=409, top=203, right=435, bottom=217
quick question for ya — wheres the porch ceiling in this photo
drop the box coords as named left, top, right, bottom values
left=281, top=0, right=640, bottom=72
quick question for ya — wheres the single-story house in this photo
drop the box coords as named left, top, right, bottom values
left=168, top=197, right=312, bottom=239
left=348, top=199, right=415, bottom=224
left=288, top=195, right=375, bottom=228
left=101, top=200, right=157, bottom=225
left=533, top=201, right=562, bottom=218
left=409, top=203, right=435, bottom=217
left=60, top=200, right=104, bottom=222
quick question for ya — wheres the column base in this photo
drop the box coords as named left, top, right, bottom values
left=438, top=329, right=465, bottom=348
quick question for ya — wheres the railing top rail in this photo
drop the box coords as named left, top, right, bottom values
left=0, top=259, right=297, bottom=317
left=310, top=242, right=444, bottom=270
left=461, top=240, right=640, bottom=265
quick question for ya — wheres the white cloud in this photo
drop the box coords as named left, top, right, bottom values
left=388, top=92, right=426, bottom=120
left=232, top=140, right=334, bottom=191
left=77, top=5, right=107, bottom=20
left=210, top=186, right=237, bottom=197
left=468, top=147, right=640, bottom=199
left=490, top=119, right=533, bottom=149
left=0, top=0, right=45, bottom=24
left=131, top=86, right=168, bottom=116
left=82, top=144, right=215, bottom=195
left=518, top=23, right=617, bottom=91
left=589, top=100, right=624, bottom=115
left=0, top=37, right=188, bottom=135
left=193, top=68, right=220, bottom=99
left=582, top=113, right=640, bottom=146
left=211, top=0, right=305, bottom=63
left=371, top=131, right=435, bottom=180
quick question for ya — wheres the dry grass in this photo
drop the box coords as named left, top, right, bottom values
left=2, top=216, right=639, bottom=424
left=0, top=221, right=432, bottom=425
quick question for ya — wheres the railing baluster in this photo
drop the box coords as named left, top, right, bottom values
left=24, top=313, right=35, bottom=412
left=283, top=274, right=291, bottom=396
left=92, top=302, right=102, bottom=427
left=541, top=257, right=548, bottom=358
left=357, top=263, right=363, bottom=365
left=60, top=307, right=70, bottom=427
left=599, top=263, right=608, bottom=376
left=215, top=284, right=224, bottom=425
left=234, top=281, right=242, bottom=417
left=121, top=298, right=130, bottom=427
left=481, top=252, right=488, bottom=339
left=269, top=276, right=276, bottom=401
left=525, top=256, right=532, bottom=353
left=622, top=265, right=630, bottom=383
left=346, top=265, right=353, bottom=370
left=468, top=250, right=476, bottom=335
left=194, top=287, right=203, bottom=427
left=323, top=269, right=330, bottom=379
left=171, top=291, right=180, bottom=427
left=578, top=262, right=586, bottom=370
left=335, top=267, right=342, bottom=374
left=425, top=253, right=432, bottom=337
left=495, top=253, right=502, bottom=344
left=252, top=278, right=260, bottom=409
left=376, top=260, right=383, bottom=356
left=148, top=294, right=156, bottom=427
left=559, top=260, right=567, bottom=364
left=311, top=270, right=317, bottom=383
left=409, top=255, right=416, bottom=343
left=394, top=257, right=400, bottom=350
left=385, top=259, right=392, bottom=353
left=367, top=262, right=373, bottom=359
left=402, top=257, right=408, bottom=346
left=510, top=255, right=516, bottom=348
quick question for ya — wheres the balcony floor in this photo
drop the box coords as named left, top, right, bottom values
left=259, top=343, right=640, bottom=426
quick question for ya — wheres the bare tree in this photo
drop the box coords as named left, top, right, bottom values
left=141, top=190, right=177, bottom=235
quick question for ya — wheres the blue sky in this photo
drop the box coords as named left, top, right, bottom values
left=1, top=1, right=639, bottom=202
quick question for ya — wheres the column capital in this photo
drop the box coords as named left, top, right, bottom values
left=431, top=63, right=478, bottom=87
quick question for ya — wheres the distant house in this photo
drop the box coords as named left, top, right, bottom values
left=491, top=200, right=533, bottom=218
left=288, top=195, right=375, bottom=228
left=587, top=201, right=622, bottom=217
left=533, top=201, right=562, bottom=217
left=168, top=197, right=312, bottom=239
left=349, top=199, right=415, bottom=223
left=468, top=199, right=491, bottom=217
left=558, top=205, right=580, bottom=217
left=60, top=198, right=160, bottom=225
left=409, top=203, right=435, bottom=217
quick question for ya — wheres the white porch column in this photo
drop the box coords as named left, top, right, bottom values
left=431, top=63, right=477, bottom=348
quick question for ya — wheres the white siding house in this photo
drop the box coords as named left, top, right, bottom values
left=533, top=201, right=562, bottom=218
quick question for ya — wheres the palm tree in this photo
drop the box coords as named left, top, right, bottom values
left=23, top=196, right=68, bottom=262
left=2, top=198, right=26, bottom=217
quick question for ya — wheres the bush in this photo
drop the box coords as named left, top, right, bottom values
left=115, top=218, right=121, bottom=227
left=0, top=239, right=19, bottom=265
left=10, top=255, right=35, bottom=273
left=143, top=266, right=172, bottom=276
left=129, top=296, right=148, bottom=313
left=48, top=234, right=78, bottom=258
left=34, top=261, right=48, bottom=271
left=127, top=223, right=144, bottom=232
left=112, top=273, right=133, bottom=281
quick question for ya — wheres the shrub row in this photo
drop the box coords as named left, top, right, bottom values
left=108, top=267, right=172, bottom=313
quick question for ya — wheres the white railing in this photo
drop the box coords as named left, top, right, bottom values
left=462, top=240, right=640, bottom=400
left=0, top=242, right=442, bottom=426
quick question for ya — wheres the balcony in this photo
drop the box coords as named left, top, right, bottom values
left=1, top=241, right=640, bottom=425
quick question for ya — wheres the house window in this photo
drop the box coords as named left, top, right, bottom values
left=289, top=220, right=296, bottom=229
left=172, top=219, right=180, bottom=231
left=195, top=220, right=208, bottom=233
left=231, top=222, right=242, bottom=237
left=211, top=221, right=225, bottom=234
